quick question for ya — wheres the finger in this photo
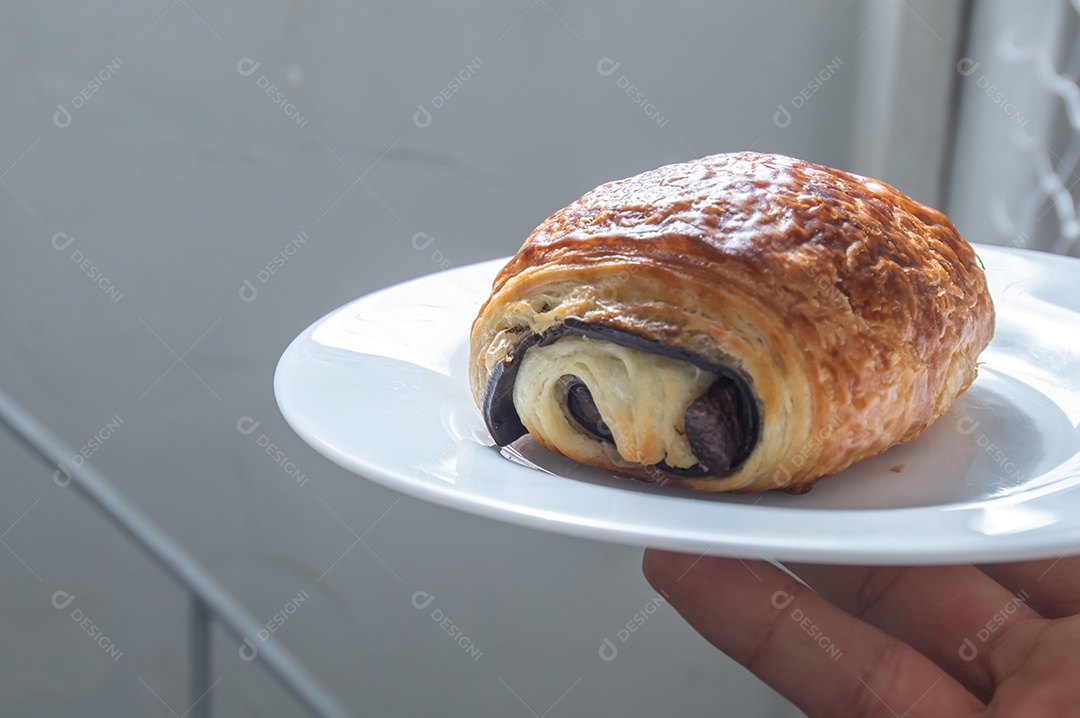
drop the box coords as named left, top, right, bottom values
left=786, top=563, right=1043, bottom=702
left=643, top=549, right=982, bottom=718
left=978, top=555, right=1080, bottom=618
left=983, top=616, right=1080, bottom=714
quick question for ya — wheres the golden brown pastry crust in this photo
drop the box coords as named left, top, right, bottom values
left=469, top=152, right=995, bottom=492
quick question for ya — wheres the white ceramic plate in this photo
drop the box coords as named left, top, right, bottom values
left=275, top=246, right=1080, bottom=565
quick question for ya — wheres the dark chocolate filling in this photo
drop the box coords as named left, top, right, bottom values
left=683, top=377, right=753, bottom=473
left=481, top=319, right=761, bottom=478
left=558, top=376, right=614, bottom=442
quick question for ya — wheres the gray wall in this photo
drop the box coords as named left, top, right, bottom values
left=947, top=0, right=1079, bottom=255
left=1, top=2, right=872, bottom=715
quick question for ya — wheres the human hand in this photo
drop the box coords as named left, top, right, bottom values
left=642, top=550, right=1080, bottom=716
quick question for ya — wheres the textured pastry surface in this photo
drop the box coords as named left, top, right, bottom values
left=469, top=152, right=995, bottom=492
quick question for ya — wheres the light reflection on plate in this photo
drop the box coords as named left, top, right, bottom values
left=276, top=247, right=1080, bottom=565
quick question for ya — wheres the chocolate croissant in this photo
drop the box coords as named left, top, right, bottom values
left=469, top=152, right=994, bottom=493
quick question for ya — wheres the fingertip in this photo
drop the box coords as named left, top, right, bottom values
left=641, top=547, right=685, bottom=593
left=640, top=548, right=662, bottom=590
left=640, top=547, right=669, bottom=573
left=639, top=548, right=673, bottom=591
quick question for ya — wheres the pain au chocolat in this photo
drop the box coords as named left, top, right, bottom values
left=468, top=152, right=994, bottom=493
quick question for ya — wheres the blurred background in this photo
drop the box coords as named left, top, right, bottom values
left=1, top=0, right=1076, bottom=715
